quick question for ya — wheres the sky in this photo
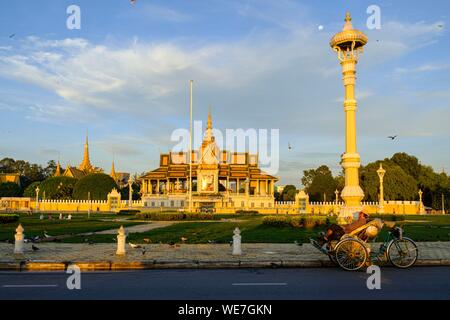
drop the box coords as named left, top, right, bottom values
left=0, top=0, right=449, bottom=186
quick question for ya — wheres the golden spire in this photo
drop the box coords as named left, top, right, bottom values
left=207, top=108, right=212, bottom=130
left=78, top=131, right=93, bottom=172
left=110, top=159, right=117, bottom=181
left=54, top=161, right=62, bottom=177
left=343, top=12, right=353, bottom=30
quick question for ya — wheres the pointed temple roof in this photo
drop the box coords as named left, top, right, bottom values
left=54, top=161, right=62, bottom=177
left=203, top=109, right=214, bottom=144
left=110, top=159, right=117, bottom=180
left=78, top=132, right=94, bottom=172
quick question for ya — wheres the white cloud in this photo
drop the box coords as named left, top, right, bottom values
left=0, top=18, right=447, bottom=184
left=119, top=3, right=191, bottom=23
left=394, top=62, right=450, bottom=74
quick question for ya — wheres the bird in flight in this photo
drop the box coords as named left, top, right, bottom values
left=288, top=142, right=292, bottom=150
left=9, top=34, right=15, bottom=39
left=130, top=0, right=137, bottom=4
left=388, top=135, right=398, bottom=140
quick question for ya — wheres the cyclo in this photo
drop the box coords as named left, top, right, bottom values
left=310, top=214, right=419, bottom=271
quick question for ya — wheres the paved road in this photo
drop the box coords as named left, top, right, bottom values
left=1, top=267, right=449, bottom=300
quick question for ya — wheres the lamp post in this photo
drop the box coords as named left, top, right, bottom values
left=331, top=12, right=368, bottom=224
left=128, top=177, right=133, bottom=210
left=335, top=189, right=339, bottom=204
left=188, top=80, right=193, bottom=213
left=442, top=193, right=446, bottom=215
left=377, top=164, right=386, bottom=214
left=418, top=189, right=424, bottom=214
left=35, top=186, right=40, bottom=212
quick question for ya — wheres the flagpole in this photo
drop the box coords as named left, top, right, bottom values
left=189, top=80, right=193, bottom=213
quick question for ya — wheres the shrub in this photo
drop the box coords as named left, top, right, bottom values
left=136, top=212, right=219, bottom=221
left=0, top=214, right=19, bottom=224
left=23, top=181, right=41, bottom=197
left=0, top=182, right=22, bottom=197
left=73, top=173, right=118, bottom=200
left=262, top=215, right=328, bottom=229
left=117, top=209, right=141, bottom=215
left=262, top=215, right=291, bottom=227
left=371, top=214, right=405, bottom=222
left=235, top=210, right=259, bottom=215
left=38, top=176, right=78, bottom=200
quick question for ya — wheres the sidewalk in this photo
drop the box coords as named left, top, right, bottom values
left=1, top=242, right=450, bottom=271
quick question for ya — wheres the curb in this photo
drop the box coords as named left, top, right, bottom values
left=1, top=259, right=449, bottom=271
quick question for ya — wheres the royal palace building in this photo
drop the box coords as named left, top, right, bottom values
left=139, top=112, right=278, bottom=213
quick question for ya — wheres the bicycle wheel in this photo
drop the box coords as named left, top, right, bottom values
left=334, top=238, right=368, bottom=271
left=387, top=237, right=418, bottom=268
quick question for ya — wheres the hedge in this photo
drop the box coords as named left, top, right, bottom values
left=370, top=214, right=405, bottom=222
left=262, top=215, right=328, bottom=229
left=136, top=212, right=220, bottom=221
left=235, top=210, right=259, bottom=215
left=0, top=214, right=20, bottom=224
left=117, top=209, right=141, bottom=215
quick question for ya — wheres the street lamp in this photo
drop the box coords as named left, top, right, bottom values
left=418, top=189, right=424, bottom=214
left=188, top=80, right=193, bottom=213
left=377, top=164, right=386, bottom=214
left=35, top=186, right=40, bottom=212
left=331, top=12, right=368, bottom=224
left=335, top=189, right=339, bottom=205
left=128, top=177, right=133, bottom=210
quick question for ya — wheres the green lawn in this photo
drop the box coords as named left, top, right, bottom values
left=3, top=213, right=449, bottom=244
left=0, top=212, right=143, bottom=241
left=61, top=216, right=330, bottom=244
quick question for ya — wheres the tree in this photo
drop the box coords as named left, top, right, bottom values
left=391, top=153, right=422, bottom=180
left=23, top=181, right=41, bottom=197
left=305, top=166, right=337, bottom=202
left=73, top=173, right=118, bottom=200
left=120, top=182, right=141, bottom=200
left=39, top=176, right=78, bottom=200
left=360, top=161, right=418, bottom=201
left=0, top=158, right=17, bottom=173
left=274, top=190, right=281, bottom=201
left=0, top=182, right=22, bottom=197
left=43, top=160, right=57, bottom=177
left=301, top=165, right=332, bottom=189
left=334, top=172, right=345, bottom=194
left=280, top=185, right=297, bottom=201
left=0, top=157, right=58, bottom=193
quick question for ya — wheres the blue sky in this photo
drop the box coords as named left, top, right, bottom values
left=0, top=0, right=449, bottom=185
